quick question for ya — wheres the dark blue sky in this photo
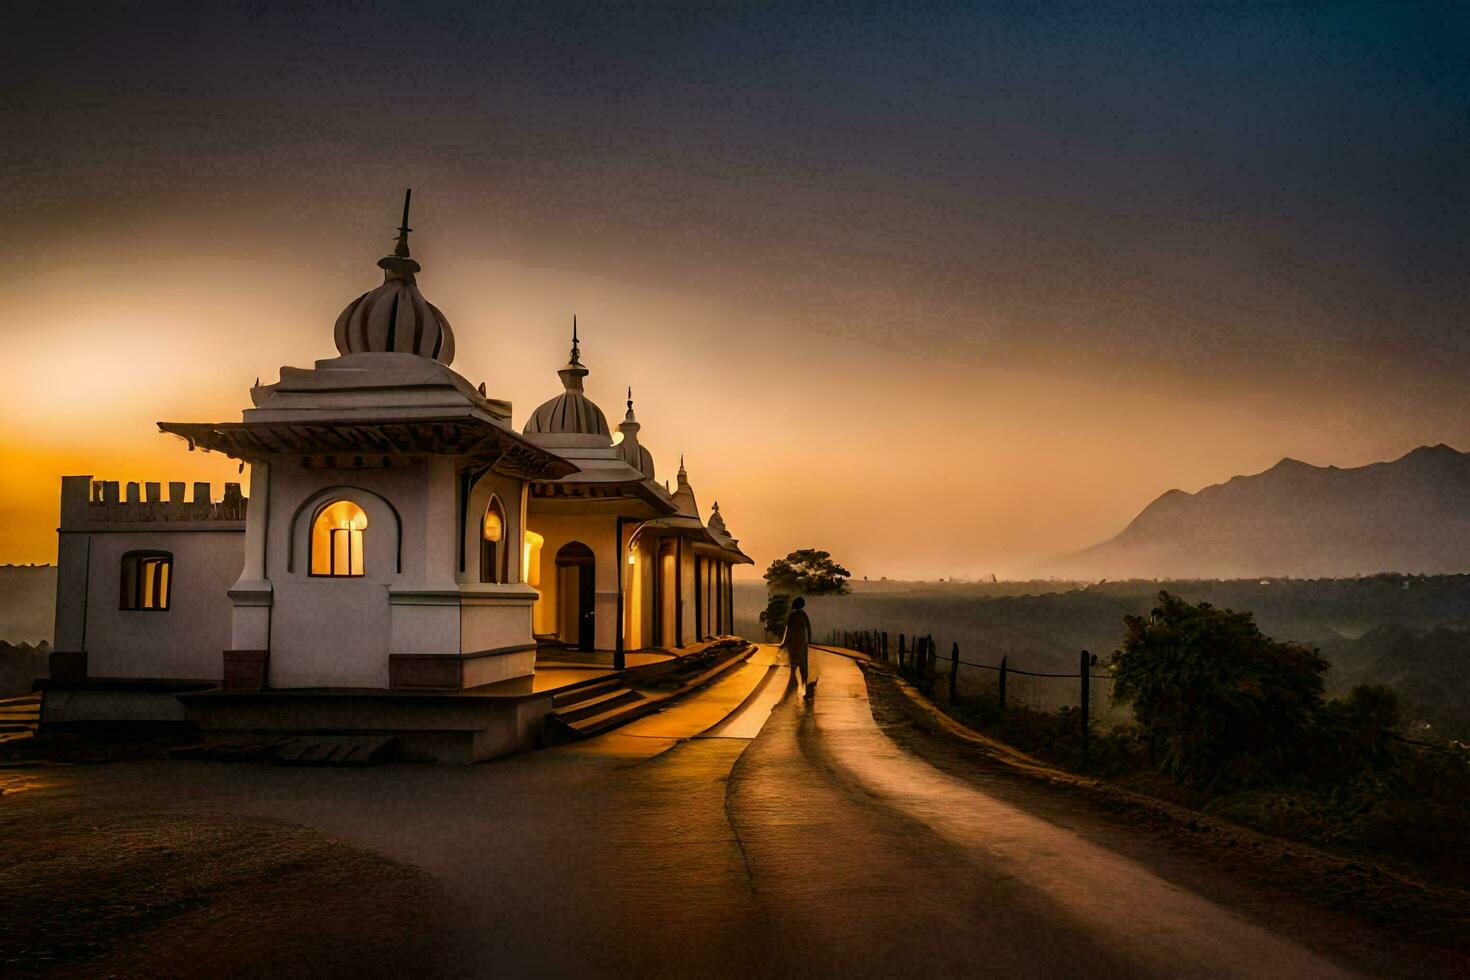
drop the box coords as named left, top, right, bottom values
left=7, top=3, right=1466, bottom=386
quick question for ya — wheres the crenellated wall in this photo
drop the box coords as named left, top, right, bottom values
left=53, top=475, right=246, bottom=682
left=63, top=478, right=246, bottom=527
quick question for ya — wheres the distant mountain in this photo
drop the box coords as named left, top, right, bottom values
left=1050, top=445, right=1470, bottom=580
left=0, top=564, right=54, bottom=645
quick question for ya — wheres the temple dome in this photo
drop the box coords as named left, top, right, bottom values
left=524, top=389, right=610, bottom=436
left=332, top=190, right=456, bottom=365
left=616, top=387, right=657, bottom=479
left=523, top=318, right=610, bottom=437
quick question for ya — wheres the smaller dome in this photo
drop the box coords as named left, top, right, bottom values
left=525, top=390, right=610, bottom=437
left=523, top=317, right=610, bottom=437
left=615, top=387, right=657, bottom=478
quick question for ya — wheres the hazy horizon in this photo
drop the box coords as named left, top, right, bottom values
left=4, top=3, right=1468, bottom=579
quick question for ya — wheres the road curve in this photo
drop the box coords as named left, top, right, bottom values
left=726, top=648, right=1349, bottom=978
left=9, top=645, right=1451, bottom=977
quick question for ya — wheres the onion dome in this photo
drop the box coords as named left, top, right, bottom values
left=334, top=189, right=456, bottom=364
left=616, top=387, right=657, bottom=479
left=523, top=317, right=611, bottom=436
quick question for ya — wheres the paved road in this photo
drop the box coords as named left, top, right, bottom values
left=6, top=646, right=1452, bottom=977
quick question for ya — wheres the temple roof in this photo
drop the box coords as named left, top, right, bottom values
left=158, top=414, right=576, bottom=480
left=637, top=459, right=752, bottom=564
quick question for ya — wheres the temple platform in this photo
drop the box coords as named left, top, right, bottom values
left=35, top=638, right=754, bottom=764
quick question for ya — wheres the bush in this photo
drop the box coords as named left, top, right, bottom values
left=1111, top=591, right=1328, bottom=789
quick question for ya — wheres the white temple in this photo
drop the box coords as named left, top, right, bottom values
left=48, top=192, right=751, bottom=761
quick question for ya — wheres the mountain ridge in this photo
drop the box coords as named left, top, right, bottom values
left=1050, top=444, right=1470, bottom=580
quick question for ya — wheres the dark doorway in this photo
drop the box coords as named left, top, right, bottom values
left=556, top=541, right=596, bottom=651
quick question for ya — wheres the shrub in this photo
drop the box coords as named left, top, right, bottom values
left=1111, top=591, right=1328, bottom=789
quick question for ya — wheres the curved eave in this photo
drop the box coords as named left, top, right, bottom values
left=158, top=415, right=578, bottom=480
left=640, top=517, right=753, bottom=564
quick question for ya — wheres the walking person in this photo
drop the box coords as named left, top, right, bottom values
left=779, top=596, right=817, bottom=699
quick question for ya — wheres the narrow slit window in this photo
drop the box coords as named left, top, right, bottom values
left=120, top=551, right=172, bottom=610
left=311, top=500, right=368, bottom=577
left=481, top=497, right=505, bottom=583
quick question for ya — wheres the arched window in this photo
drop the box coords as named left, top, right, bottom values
left=480, top=497, right=506, bottom=583
left=310, top=500, right=368, bottom=577
left=121, top=551, right=172, bottom=610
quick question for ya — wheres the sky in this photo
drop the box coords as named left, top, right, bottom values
left=2, top=2, right=1467, bottom=578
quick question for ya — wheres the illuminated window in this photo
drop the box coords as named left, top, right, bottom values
left=481, top=497, right=506, bottom=583
left=120, top=551, right=172, bottom=610
left=310, top=500, right=368, bottom=577
left=523, top=530, right=544, bottom=587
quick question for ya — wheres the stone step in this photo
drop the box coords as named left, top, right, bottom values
left=563, top=692, right=654, bottom=735
left=552, top=676, right=624, bottom=710
left=555, top=686, right=642, bottom=723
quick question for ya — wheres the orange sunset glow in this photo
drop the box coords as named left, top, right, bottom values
left=4, top=4, right=1466, bottom=580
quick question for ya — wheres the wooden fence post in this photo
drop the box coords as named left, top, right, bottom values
left=898, top=634, right=906, bottom=672
left=948, top=641, right=959, bottom=703
left=998, top=655, right=1007, bottom=712
left=881, top=631, right=888, bottom=662
left=1079, top=649, right=1091, bottom=770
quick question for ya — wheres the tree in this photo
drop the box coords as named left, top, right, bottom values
left=763, top=549, right=851, bottom=596
left=759, top=549, right=850, bottom=638
left=759, top=593, right=793, bottom=639
left=1110, top=591, right=1328, bottom=788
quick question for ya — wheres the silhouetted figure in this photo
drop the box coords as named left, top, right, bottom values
left=780, top=596, right=817, bottom=699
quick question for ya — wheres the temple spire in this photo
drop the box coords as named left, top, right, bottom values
left=556, top=314, right=590, bottom=391
left=377, top=188, right=421, bottom=282
left=394, top=188, right=413, bottom=257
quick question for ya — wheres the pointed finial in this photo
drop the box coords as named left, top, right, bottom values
left=627, top=386, right=633, bottom=410
left=556, top=314, right=590, bottom=390
left=395, top=188, right=413, bottom=257
left=377, top=188, right=422, bottom=281
left=680, top=453, right=685, bottom=470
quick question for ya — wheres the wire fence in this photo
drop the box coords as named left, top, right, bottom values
left=820, top=626, right=1133, bottom=744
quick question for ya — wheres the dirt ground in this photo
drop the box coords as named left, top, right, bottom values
left=0, top=767, right=457, bottom=977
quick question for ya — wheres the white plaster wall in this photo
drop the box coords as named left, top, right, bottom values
left=82, top=530, right=243, bottom=681
left=266, top=465, right=426, bottom=689
left=386, top=601, right=461, bottom=657
left=460, top=596, right=535, bottom=654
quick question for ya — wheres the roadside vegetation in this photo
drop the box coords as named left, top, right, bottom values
left=924, top=592, right=1470, bottom=888
left=741, top=573, right=1470, bottom=738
